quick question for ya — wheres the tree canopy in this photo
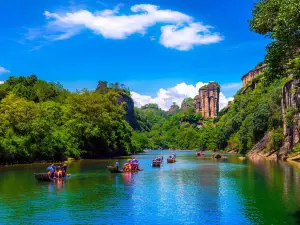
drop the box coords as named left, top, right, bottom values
left=249, top=0, right=300, bottom=82
left=0, top=76, right=134, bottom=164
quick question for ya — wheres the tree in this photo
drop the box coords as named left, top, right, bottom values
left=181, top=97, right=194, bottom=111
left=249, top=0, right=300, bottom=82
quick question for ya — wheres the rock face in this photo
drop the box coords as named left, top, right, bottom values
left=241, top=65, right=267, bottom=88
left=212, top=153, right=227, bottom=159
left=280, top=79, right=300, bottom=154
left=194, top=82, right=220, bottom=119
left=96, top=81, right=139, bottom=130
left=181, top=98, right=194, bottom=111
left=168, top=103, right=180, bottom=114
left=118, top=93, right=139, bottom=130
left=247, top=131, right=276, bottom=160
left=248, top=79, right=300, bottom=160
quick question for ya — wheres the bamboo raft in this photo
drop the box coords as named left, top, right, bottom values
left=123, top=163, right=139, bottom=172
left=34, top=173, right=70, bottom=181
left=34, top=173, right=52, bottom=181
left=107, top=166, right=124, bottom=173
left=107, top=164, right=143, bottom=173
left=167, top=158, right=176, bottom=163
left=152, top=160, right=163, bottom=167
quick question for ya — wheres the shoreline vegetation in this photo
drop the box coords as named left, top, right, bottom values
left=0, top=0, right=299, bottom=165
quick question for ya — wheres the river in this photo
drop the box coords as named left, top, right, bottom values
left=1, top=150, right=300, bottom=224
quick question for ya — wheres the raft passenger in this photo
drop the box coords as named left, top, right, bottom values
left=62, top=164, right=67, bottom=177
left=116, top=160, right=119, bottom=170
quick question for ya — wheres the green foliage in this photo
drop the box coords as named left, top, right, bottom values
left=249, top=0, right=300, bottom=82
left=270, top=128, right=284, bottom=152
left=210, top=76, right=285, bottom=154
left=0, top=75, right=68, bottom=102
left=288, top=53, right=300, bottom=79
left=133, top=103, right=218, bottom=151
left=181, top=97, right=194, bottom=110
left=202, top=82, right=220, bottom=89
left=131, top=131, right=150, bottom=153
left=292, top=143, right=300, bottom=153
left=169, top=102, right=180, bottom=114
left=135, top=104, right=169, bottom=132
left=96, top=81, right=130, bottom=95
left=179, top=107, right=202, bottom=124
left=285, top=106, right=297, bottom=128
left=133, top=74, right=287, bottom=154
left=0, top=76, right=133, bottom=164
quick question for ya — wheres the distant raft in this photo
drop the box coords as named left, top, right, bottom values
left=196, top=152, right=204, bottom=157
left=152, top=157, right=163, bottom=167
left=167, top=158, right=176, bottom=163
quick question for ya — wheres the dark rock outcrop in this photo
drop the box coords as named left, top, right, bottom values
left=168, top=103, right=180, bottom=114
left=118, top=93, right=139, bottom=130
left=212, top=153, right=226, bottom=159
left=96, top=81, right=139, bottom=130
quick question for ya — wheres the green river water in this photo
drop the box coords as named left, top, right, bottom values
left=1, top=150, right=300, bottom=225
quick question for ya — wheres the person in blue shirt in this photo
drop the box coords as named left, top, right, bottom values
left=132, top=157, right=138, bottom=164
left=116, top=160, right=119, bottom=170
left=62, top=164, right=67, bottom=177
left=50, top=165, right=55, bottom=179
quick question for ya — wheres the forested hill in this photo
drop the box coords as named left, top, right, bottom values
left=0, top=75, right=134, bottom=164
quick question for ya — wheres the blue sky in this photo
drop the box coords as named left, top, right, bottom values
left=0, top=0, right=269, bottom=110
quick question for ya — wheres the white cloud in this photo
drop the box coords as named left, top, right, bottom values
left=28, top=4, right=223, bottom=50
left=132, top=82, right=232, bottom=111
left=0, top=66, right=10, bottom=74
left=0, top=81, right=4, bottom=84
left=160, top=23, right=223, bottom=50
left=219, top=93, right=234, bottom=110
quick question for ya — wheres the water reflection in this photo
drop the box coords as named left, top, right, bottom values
left=1, top=151, right=300, bottom=224
left=47, top=179, right=66, bottom=193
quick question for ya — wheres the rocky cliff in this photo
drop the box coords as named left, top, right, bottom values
left=118, top=93, right=140, bottom=130
left=96, top=81, right=139, bottom=130
left=281, top=79, right=300, bottom=159
left=194, top=82, right=220, bottom=119
left=247, top=131, right=276, bottom=160
left=248, top=78, right=300, bottom=161
left=241, top=65, right=267, bottom=88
